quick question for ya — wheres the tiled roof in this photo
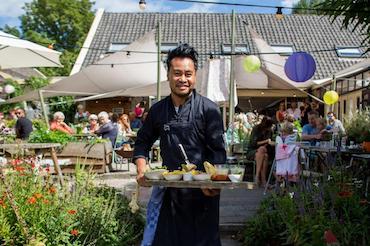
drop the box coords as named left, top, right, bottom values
left=82, top=12, right=369, bottom=80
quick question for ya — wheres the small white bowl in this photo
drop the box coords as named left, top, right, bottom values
left=228, top=174, right=242, bottom=183
left=163, top=174, right=183, bottom=181
left=144, top=169, right=166, bottom=180
left=183, top=172, right=193, bottom=181
left=193, top=173, right=211, bottom=181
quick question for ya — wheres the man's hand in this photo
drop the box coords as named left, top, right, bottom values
left=136, top=172, right=150, bottom=187
left=201, top=188, right=220, bottom=197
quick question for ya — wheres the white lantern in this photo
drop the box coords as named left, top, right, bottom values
left=4, top=84, right=15, bottom=94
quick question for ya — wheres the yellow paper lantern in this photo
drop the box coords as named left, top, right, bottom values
left=243, top=55, right=261, bottom=73
left=323, top=90, right=339, bottom=105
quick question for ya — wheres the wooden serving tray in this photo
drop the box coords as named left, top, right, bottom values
left=143, top=179, right=256, bottom=189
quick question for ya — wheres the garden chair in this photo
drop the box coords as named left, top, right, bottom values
left=111, top=132, right=131, bottom=171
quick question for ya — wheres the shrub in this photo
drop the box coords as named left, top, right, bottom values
left=0, top=159, right=144, bottom=245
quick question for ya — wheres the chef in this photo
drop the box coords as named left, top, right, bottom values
left=134, top=43, right=226, bottom=246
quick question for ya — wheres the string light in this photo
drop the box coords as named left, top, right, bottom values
left=275, top=7, right=283, bottom=20
left=139, top=0, right=147, bottom=10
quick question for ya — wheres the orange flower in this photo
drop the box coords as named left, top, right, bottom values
left=27, top=197, right=37, bottom=204
left=34, top=193, right=43, bottom=199
left=15, top=166, right=25, bottom=172
left=68, top=210, right=77, bottom=215
left=42, top=199, right=49, bottom=204
left=48, top=187, right=56, bottom=194
left=70, top=229, right=79, bottom=236
left=0, top=199, right=6, bottom=209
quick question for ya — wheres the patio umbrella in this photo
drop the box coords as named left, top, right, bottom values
left=5, top=30, right=167, bottom=104
left=0, top=31, right=62, bottom=69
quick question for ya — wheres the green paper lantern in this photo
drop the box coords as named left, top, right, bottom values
left=243, top=55, right=261, bottom=73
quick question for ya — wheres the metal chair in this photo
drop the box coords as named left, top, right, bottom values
left=111, top=132, right=131, bottom=171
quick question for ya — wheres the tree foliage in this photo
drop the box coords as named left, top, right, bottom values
left=0, top=25, right=21, bottom=37
left=292, top=0, right=323, bottom=14
left=20, top=0, right=95, bottom=75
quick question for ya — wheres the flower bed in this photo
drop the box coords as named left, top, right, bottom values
left=243, top=170, right=370, bottom=245
left=0, top=159, right=144, bottom=245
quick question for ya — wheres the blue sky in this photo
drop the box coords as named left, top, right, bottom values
left=0, top=0, right=298, bottom=29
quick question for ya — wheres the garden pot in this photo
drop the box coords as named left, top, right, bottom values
left=363, top=141, right=370, bottom=152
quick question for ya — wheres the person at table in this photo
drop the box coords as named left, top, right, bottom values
left=50, top=112, right=74, bottom=135
left=301, top=110, right=321, bottom=144
left=246, top=116, right=275, bottom=187
left=287, top=101, right=301, bottom=120
left=14, top=108, right=33, bottom=140
left=327, top=112, right=345, bottom=135
left=118, top=114, right=132, bottom=135
left=84, top=114, right=99, bottom=133
left=74, top=104, right=90, bottom=123
left=134, top=44, right=226, bottom=246
left=275, top=102, right=286, bottom=124
left=95, top=111, right=118, bottom=146
left=128, top=111, right=142, bottom=130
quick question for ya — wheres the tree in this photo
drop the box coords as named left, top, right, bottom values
left=21, top=0, right=95, bottom=76
left=0, top=25, right=21, bottom=37
left=317, top=0, right=370, bottom=52
left=292, top=0, right=323, bottom=14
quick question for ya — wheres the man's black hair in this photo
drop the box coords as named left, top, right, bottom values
left=166, top=43, right=199, bottom=71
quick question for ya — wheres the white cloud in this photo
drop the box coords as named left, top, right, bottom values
left=0, top=0, right=30, bottom=18
left=281, top=0, right=300, bottom=8
left=94, top=0, right=170, bottom=12
left=175, top=3, right=216, bottom=13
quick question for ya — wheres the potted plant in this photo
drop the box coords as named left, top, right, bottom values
left=344, top=108, right=370, bottom=150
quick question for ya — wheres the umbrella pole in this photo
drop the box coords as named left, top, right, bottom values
left=38, top=90, right=50, bottom=128
left=157, top=22, right=162, bottom=102
left=228, top=10, right=236, bottom=126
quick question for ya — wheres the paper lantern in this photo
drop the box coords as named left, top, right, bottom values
left=323, top=90, right=339, bottom=105
left=4, top=84, right=15, bottom=94
left=243, top=55, right=261, bottom=73
left=284, top=52, right=316, bottom=82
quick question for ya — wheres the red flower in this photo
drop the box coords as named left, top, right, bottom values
left=31, top=163, right=36, bottom=169
left=42, top=199, right=49, bottom=204
left=70, top=229, right=79, bottom=236
left=338, top=191, right=353, bottom=198
left=68, top=210, right=77, bottom=215
left=45, top=165, right=50, bottom=173
left=0, top=199, right=6, bottom=209
left=27, top=197, right=37, bottom=204
left=324, top=230, right=338, bottom=244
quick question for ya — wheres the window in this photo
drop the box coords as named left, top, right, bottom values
left=336, top=47, right=363, bottom=58
left=343, top=100, right=347, bottom=115
left=270, top=45, right=294, bottom=56
left=222, top=44, right=249, bottom=54
left=108, top=43, right=129, bottom=53
left=160, top=43, right=178, bottom=53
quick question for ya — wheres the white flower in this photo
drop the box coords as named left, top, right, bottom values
left=289, top=192, right=294, bottom=199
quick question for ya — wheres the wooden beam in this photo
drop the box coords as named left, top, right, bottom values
left=237, top=89, right=307, bottom=97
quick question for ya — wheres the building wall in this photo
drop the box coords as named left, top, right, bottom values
left=85, top=97, right=131, bottom=115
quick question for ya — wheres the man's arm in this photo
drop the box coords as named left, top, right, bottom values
left=133, top=108, right=159, bottom=186
left=204, top=102, right=226, bottom=164
left=301, top=125, right=320, bottom=141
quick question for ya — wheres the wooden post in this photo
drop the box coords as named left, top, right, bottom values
left=157, top=21, right=162, bottom=102
left=38, top=90, right=50, bottom=128
left=50, top=147, right=64, bottom=186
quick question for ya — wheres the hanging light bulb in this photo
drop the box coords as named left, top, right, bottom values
left=275, top=7, right=283, bottom=20
left=139, top=0, right=146, bottom=10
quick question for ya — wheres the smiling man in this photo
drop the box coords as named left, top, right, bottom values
left=134, top=44, right=226, bottom=246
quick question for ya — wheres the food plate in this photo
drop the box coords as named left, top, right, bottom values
left=193, top=173, right=211, bottom=181
left=144, top=169, right=167, bottom=180
left=143, top=179, right=256, bottom=189
left=163, top=174, right=183, bottom=181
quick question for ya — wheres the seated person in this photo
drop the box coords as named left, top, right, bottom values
left=129, top=112, right=143, bottom=129
left=95, top=111, right=118, bottom=146
left=246, top=116, right=275, bottom=187
left=327, top=112, right=345, bottom=135
left=275, top=122, right=299, bottom=182
left=316, top=118, right=331, bottom=134
left=301, top=111, right=321, bottom=144
left=83, top=114, right=99, bottom=133
left=50, top=112, right=74, bottom=135
left=15, top=108, right=33, bottom=140
left=74, top=104, right=90, bottom=123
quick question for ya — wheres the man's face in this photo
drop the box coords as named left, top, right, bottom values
left=308, top=114, right=317, bottom=127
left=99, top=116, right=108, bottom=124
left=15, top=110, right=24, bottom=118
left=291, top=102, right=297, bottom=108
left=168, top=57, right=196, bottom=98
left=327, top=113, right=334, bottom=121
